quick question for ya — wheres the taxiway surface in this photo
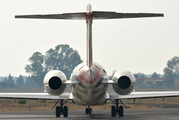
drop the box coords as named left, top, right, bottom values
left=0, top=108, right=179, bottom=120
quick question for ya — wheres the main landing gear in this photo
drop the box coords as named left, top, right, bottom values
left=54, top=100, right=69, bottom=117
left=85, top=106, right=92, bottom=114
left=111, top=99, right=129, bottom=117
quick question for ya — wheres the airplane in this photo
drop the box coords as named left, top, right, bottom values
left=1, top=4, right=179, bottom=118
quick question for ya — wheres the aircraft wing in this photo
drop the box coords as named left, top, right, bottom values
left=0, top=92, right=71, bottom=100
left=0, top=81, right=75, bottom=100
left=108, top=91, right=179, bottom=99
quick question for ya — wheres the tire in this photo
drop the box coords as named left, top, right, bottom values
left=56, top=106, right=60, bottom=117
left=111, top=106, right=116, bottom=117
left=85, top=108, right=88, bottom=114
left=64, top=106, right=68, bottom=117
left=119, top=106, right=123, bottom=117
left=89, top=108, right=92, bottom=115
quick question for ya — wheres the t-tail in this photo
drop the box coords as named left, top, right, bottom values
left=86, top=4, right=93, bottom=68
left=15, top=4, right=163, bottom=68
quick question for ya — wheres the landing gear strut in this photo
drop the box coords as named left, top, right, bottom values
left=85, top=106, right=92, bottom=114
left=111, top=99, right=126, bottom=117
left=55, top=100, right=68, bottom=117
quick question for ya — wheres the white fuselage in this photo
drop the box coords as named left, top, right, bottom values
left=70, top=62, right=109, bottom=106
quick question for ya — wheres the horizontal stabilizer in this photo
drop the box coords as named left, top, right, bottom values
left=15, top=12, right=86, bottom=20
left=15, top=11, right=163, bottom=20
left=92, top=11, right=164, bottom=19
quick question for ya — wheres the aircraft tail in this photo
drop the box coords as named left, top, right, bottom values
left=15, top=4, right=163, bottom=68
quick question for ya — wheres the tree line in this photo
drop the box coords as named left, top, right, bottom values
left=134, top=72, right=161, bottom=78
left=134, top=56, right=179, bottom=88
left=163, top=56, right=179, bottom=87
left=0, top=74, right=37, bottom=89
left=25, top=44, right=83, bottom=87
left=1, top=44, right=178, bottom=89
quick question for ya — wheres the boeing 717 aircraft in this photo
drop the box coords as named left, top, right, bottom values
left=1, top=4, right=179, bottom=118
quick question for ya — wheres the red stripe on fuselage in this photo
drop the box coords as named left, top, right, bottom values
left=87, top=12, right=91, bottom=20
left=78, top=65, right=101, bottom=85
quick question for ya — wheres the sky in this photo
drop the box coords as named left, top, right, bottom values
left=0, top=0, right=179, bottom=77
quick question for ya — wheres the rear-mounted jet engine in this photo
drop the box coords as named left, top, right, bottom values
left=112, top=70, right=135, bottom=95
left=44, top=70, right=67, bottom=96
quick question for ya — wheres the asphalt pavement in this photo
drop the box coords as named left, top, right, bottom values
left=0, top=108, right=179, bottom=120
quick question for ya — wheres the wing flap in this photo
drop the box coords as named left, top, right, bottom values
left=109, top=91, right=179, bottom=99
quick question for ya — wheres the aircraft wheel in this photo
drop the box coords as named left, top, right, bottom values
left=111, top=106, right=116, bottom=117
left=85, top=108, right=88, bottom=114
left=64, top=106, right=68, bottom=117
left=89, top=108, right=92, bottom=115
left=56, top=106, right=60, bottom=117
left=119, top=106, right=123, bottom=117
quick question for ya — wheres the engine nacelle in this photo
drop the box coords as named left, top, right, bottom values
left=44, top=70, right=67, bottom=96
left=112, top=70, right=135, bottom=95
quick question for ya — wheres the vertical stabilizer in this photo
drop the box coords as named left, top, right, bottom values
left=86, top=4, right=93, bottom=68
left=15, top=4, right=163, bottom=69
